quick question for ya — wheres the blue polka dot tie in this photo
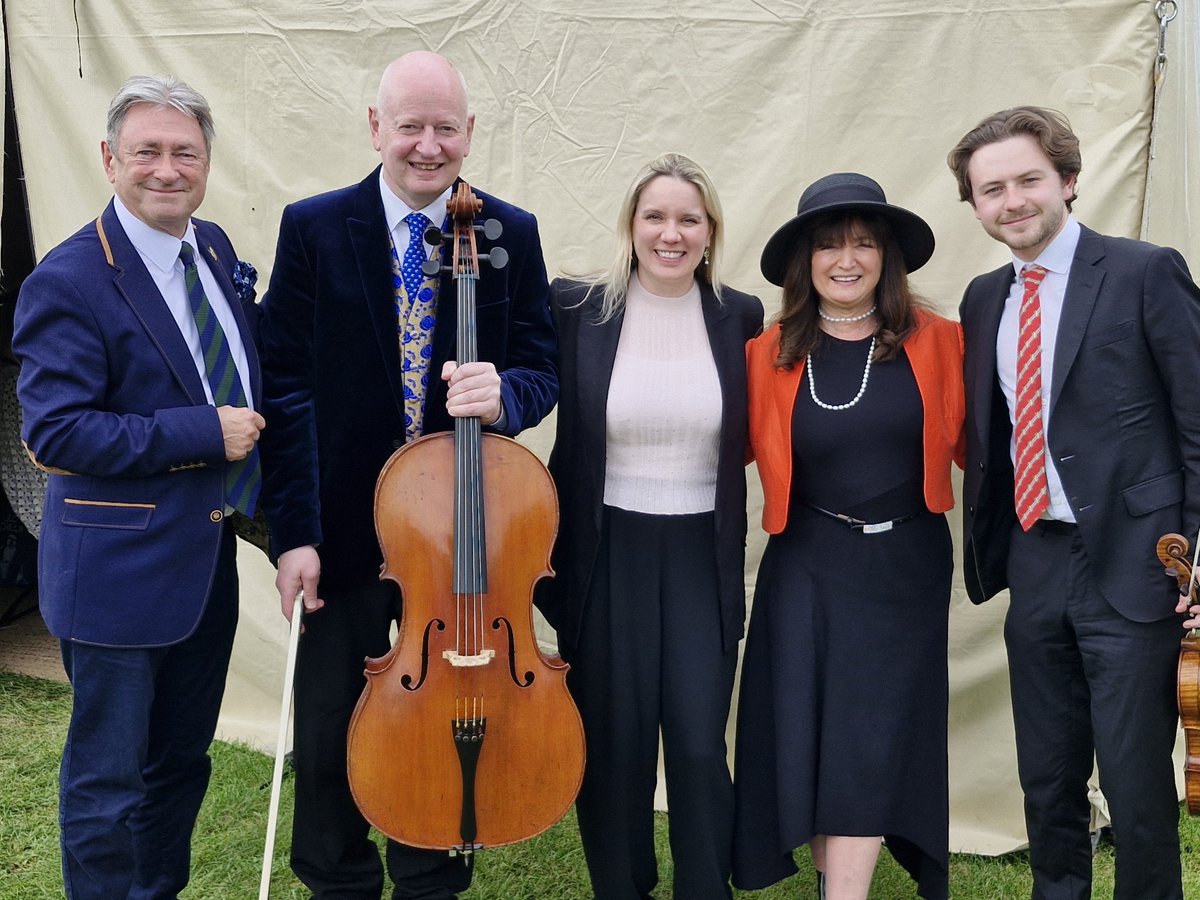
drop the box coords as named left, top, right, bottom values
left=391, top=212, right=439, bottom=443
left=179, top=241, right=261, bottom=516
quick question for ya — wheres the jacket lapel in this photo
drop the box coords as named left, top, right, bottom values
left=96, top=202, right=209, bottom=405
left=576, top=290, right=623, bottom=518
left=194, top=223, right=263, bottom=406
left=970, top=265, right=1013, bottom=440
left=1049, top=226, right=1104, bottom=415
left=700, top=282, right=734, bottom=441
left=347, top=172, right=409, bottom=416
left=578, top=292, right=623, bottom=442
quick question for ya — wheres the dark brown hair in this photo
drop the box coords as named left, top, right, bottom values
left=947, top=105, right=1081, bottom=210
left=774, top=212, right=924, bottom=369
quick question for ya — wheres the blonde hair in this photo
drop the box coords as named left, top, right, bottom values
left=578, top=152, right=725, bottom=323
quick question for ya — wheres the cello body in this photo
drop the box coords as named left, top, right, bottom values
left=345, top=183, right=585, bottom=850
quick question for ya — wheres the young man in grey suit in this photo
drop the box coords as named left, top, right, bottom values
left=949, top=105, right=1200, bottom=900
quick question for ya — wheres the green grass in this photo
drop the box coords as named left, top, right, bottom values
left=2, top=671, right=1197, bottom=898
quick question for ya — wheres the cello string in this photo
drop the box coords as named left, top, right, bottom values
left=468, top=233, right=487, bottom=670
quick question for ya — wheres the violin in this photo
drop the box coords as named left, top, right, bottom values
left=1154, top=532, right=1200, bottom=815
left=345, top=183, right=585, bottom=851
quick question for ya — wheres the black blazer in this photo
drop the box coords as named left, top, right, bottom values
left=960, top=224, right=1200, bottom=620
left=538, top=277, right=764, bottom=651
left=258, top=170, right=558, bottom=589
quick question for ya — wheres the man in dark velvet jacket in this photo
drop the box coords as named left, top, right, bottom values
left=257, top=51, right=557, bottom=899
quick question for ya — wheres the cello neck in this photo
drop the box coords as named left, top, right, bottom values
left=449, top=183, right=487, bottom=596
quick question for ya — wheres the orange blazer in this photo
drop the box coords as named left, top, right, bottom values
left=747, top=308, right=966, bottom=534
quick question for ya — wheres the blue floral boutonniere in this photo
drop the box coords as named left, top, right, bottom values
left=232, top=260, right=258, bottom=302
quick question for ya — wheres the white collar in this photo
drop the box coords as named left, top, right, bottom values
left=112, top=195, right=200, bottom=275
left=377, top=171, right=450, bottom=236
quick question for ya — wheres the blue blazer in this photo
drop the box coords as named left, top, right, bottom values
left=960, top=224, right=1200, bottom=620
left=257, top=169, right=558, bottom=589
left=538, top=277, right=763, bottom=652
left=12, top=200, right=260, bottom=647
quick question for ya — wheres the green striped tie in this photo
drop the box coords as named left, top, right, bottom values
left=179, top=241, right=261, bottom=515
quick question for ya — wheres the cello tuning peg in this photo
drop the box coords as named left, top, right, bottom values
left=480, top=218, right=503, bottom=241
left=483, top=247, right=508, bottom=270
left=423, top=224, right=446, bottom=247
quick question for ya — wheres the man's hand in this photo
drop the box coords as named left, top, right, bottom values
left=442, top=360, right=502, bottom=425
left=276, top=545, right=324, bottom=623
left=218, top=406, right=265, bottom=461
left=1178, top=571, right=1200, bottom=629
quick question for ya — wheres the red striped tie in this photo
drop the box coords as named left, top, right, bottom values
left=1014, top=264, right=1049, bottom=530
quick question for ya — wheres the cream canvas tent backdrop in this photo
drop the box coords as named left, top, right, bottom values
left=0, top=0, right=1196, bottom=856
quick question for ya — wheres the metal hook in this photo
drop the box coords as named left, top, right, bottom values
left=1155, top=0, right=1178, bottom=75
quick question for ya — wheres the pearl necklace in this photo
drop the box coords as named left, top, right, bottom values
left=818, top=304, right=876, bottom=323
left=806, top=336, right=876, bottom=411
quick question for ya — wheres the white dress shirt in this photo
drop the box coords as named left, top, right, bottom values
left=378, top=172, right=449, bottom=268
left=113, top=196, right=254, bottom=409
left=995, top=215, right=1081, bottom=522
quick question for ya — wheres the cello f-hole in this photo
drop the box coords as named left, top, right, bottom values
left=399, top=618, right=446, bottom=691
left=492, top=617, right=536, bottom=688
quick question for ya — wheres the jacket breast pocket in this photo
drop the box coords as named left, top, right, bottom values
left=1082, top=320, right=1136, bottom=351
left=1121, top=469, right=1183, bottom=517
left=61, top=499, right=155, bottom=530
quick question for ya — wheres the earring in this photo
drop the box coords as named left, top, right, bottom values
left=703, top=247, right=711, bottom=265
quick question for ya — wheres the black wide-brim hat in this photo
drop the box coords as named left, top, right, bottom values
left=760, top=172, right=935, bottom=286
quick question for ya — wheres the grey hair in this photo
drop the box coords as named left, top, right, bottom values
left=106, top=74, right=215, bottom=154
left=577, top=152, right=725, bottom=323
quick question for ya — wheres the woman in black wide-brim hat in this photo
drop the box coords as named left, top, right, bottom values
left=732, top=173, right=965, bottom=900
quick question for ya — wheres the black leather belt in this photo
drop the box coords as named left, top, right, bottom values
left=803, top=502, right=923, bottom=534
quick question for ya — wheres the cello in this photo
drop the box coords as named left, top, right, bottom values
left=345, top=183, right=585, bottom=851
left=1154, top=531, right=1200, bottom=815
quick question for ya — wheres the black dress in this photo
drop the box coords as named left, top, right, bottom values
left=732, top=334, right=951, bottom=899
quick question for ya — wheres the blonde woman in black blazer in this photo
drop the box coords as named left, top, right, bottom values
left=536, top=152, right=763, bottom=900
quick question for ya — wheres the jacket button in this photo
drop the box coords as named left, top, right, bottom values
left=978, top=461, right=985, bottom=471
left=210, top=509, right=224, bottom=523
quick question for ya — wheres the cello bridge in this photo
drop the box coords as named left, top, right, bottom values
left=442, top=649, right=496, bottom=667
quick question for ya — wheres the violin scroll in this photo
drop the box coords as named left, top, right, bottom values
left=1157, top=532, right=1198, bottom=601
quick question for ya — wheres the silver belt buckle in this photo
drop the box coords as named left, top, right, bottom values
left=861, top=520, right=894, bottom=535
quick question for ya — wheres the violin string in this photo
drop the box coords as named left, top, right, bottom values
left=1190, top=525, right=1200, bottom=621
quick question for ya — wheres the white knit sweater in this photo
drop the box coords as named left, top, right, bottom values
left=603, top=274, right=722, bottom=515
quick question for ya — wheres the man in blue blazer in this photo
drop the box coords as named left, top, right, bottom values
left=12, top=75, right=263, bottom=898
left=950, top=106, right=1200, bottom=900
left=257, top=51, right=557, bottom=899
